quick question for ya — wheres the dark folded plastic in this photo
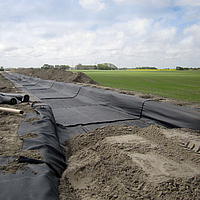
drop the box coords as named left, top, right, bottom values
left=0, top=93, right=30, bottom=105
left=0, top=94, right=18, bottom=104
left=0, top=106, right=66, bottom=200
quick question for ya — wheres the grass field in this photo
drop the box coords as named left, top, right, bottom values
left=73, top=70, right=200, bottom=103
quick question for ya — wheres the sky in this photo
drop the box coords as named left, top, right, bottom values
left=0, top=0, right=200, bottom=69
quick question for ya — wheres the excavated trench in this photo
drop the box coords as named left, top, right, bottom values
left=1, top=72, right=200, bottom=199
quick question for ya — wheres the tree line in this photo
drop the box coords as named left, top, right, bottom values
left=75, top=63, right=118, bottom=70
left=41, top=63, right=118, bottom=70
left=41, top=64, right=70, bottom=69
left=176, top=66, right=200, bottom=70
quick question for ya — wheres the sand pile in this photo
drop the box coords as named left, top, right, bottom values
left=12, top=68, right=99, bottom=85
left=59, top=125, right=200, bottom=199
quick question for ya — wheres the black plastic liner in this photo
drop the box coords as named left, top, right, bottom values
left=142, top=101, right=200, bottom=130
left=17, top=106, right=67, bottom=177
left=0, top=94, right=18, bottom=104
left=0, top=106, right=66, bottom=200
left=0, top=93, right=30, bottom=105
left=1, top=93, right=30, bottom=102
left=3, top=72, right=200, bottom=131
left=0, top=162, right=60, bottom=200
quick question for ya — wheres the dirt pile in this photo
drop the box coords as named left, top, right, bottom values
left=59, top=125, right=200, bottom=200
left=12, top=68, right=99, bottom=85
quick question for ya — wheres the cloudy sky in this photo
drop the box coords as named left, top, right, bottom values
left=0, top=0, right=200, bottom=69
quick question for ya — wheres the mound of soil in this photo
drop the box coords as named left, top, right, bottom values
left=59, top=125, right=200, bottom=199
left=12, top=68, right=99, bottom=85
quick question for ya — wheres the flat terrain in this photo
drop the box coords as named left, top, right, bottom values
left=75, top=70, right=200, bottom=104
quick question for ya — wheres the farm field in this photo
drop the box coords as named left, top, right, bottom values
left=73, top=70, right=200, bottom=103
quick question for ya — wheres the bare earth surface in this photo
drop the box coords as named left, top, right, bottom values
left=0, top=73, right=41, bottom=174
left=1, top=70, right=200, bottom=199
left=60, top=125, right=200, bottom=199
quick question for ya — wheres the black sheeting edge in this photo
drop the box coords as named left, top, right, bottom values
left=141, top=101, right=200, bottom=130
left=0, top=105, right=67, bottom=200
left=0, top=94, right=18, bottom=104
left=0, top=93, right=30, bottom=102
left=18, top=105, right=67, bottom=177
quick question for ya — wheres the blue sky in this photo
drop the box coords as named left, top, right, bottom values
left=0, top=0, right=200, bottom=69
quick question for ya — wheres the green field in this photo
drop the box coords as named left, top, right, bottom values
left=73, top=70, right=200, bottom=103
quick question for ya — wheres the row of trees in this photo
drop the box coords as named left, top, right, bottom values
left=176, top=66, right=200, bottom=70
left=41, top=64, right=200, bottom=71
left=41, top=64, right=70, bottom=69
left=41, top=63, right=118, bottom=70
left=134, top=66, right=157, bottom=69
left=75, top=63, right=118, bottom=70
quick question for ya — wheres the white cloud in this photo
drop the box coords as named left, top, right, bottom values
left=113, top=0, right=171, bottom=7
left=175, top=0, right=200, bottom=6
left=183, top=24, right=200, bottom=50
left=0, top=0, right=200, bottom=68
left=113, top=0, right=200, bottom=7
left=184, top=24, right=200, bottom=35
left=79, top=0, right=107, bottom=12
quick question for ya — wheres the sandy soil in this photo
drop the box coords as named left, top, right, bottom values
left=1, top=71, right=200, bottom=199
left=0, top=73, right=42, bottom=174
left=12, top=68, right=99, bottom=85
left=59, top=125, right=200, bottom=199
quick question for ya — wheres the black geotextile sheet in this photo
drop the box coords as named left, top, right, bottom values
left=0, top=106, right=66, bottom=200
left=3, top=72, right=200, bottom=131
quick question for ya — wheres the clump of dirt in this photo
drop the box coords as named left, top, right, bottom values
left=12, top=68, right=99, bottom=85
left=20, top=133, right=39, bottom=139
left=139, top=93, right=154, bottom=99
left=0, top=158, right=27, bottom=174
left=21, top=150, right=43, bottom=161
left=0, top=73, right=20, bottom=93
left=59, top=125, right=200, bottom=199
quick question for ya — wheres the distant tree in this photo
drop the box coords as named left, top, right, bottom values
left=75, top=63, right=83, bottom=70
left=55, top=65, right=70, bottom=70
left=97, top=63, right=118, bottom=70
left=136, top=66, right=157, bottom=69
left=41, top=64, right=54, bottom=69
left=120, top=67, right=127, bottom=70
left=176, top=66, right=184, bottom=70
